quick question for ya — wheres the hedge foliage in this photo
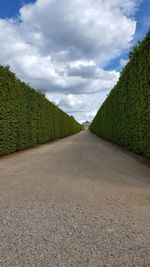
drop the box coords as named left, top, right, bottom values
left=90, top=31, right=150, bottom=157
left=0, top=66, right=81, bottom=156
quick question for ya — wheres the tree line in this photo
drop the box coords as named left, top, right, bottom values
left=0, top=66, right=81, bottom=156
left=90, top=31, right=150, bottom=157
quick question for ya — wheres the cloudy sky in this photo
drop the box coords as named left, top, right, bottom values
left=0, top=0, right=149, bottom=122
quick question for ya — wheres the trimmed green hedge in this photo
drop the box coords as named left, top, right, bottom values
left=0, top=66, right=81, bottom=156
left=90, top=31, right=150, bottom=157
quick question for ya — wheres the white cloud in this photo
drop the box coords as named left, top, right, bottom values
left=120, top=58, right=130, bottom=67
left=0, top=0, right=138, bottom=121
left=46, top=89, right=115, bottom=123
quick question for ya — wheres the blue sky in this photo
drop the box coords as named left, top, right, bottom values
left=0, top=0, right=149, bottom=122
left=0, top=0, right=35, bottom=18
left=135, top=0, right=150, bottom=40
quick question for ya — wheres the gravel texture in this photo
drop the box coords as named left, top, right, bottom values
left=0, top=131, right=150, bottom=267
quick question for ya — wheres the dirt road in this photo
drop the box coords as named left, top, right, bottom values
left=0, top=131, right=150, bottom=266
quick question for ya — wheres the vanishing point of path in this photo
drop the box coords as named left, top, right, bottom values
left=0, top=131, right=150, bottom=267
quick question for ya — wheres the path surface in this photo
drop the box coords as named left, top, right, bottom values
left=0, top=131, right=150, bottom=267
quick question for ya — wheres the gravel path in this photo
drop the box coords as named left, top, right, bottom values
left=0, top=131, right=150, bottom=267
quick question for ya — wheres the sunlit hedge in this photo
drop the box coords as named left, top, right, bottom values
left=90, top=31, right=150, bottom=157
left=0, top=66, right=81, bottom=156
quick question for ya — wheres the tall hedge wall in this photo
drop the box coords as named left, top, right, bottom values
left=0, top=66, right=81, bottom=156
left=90, top=31, right=150, bottom=157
